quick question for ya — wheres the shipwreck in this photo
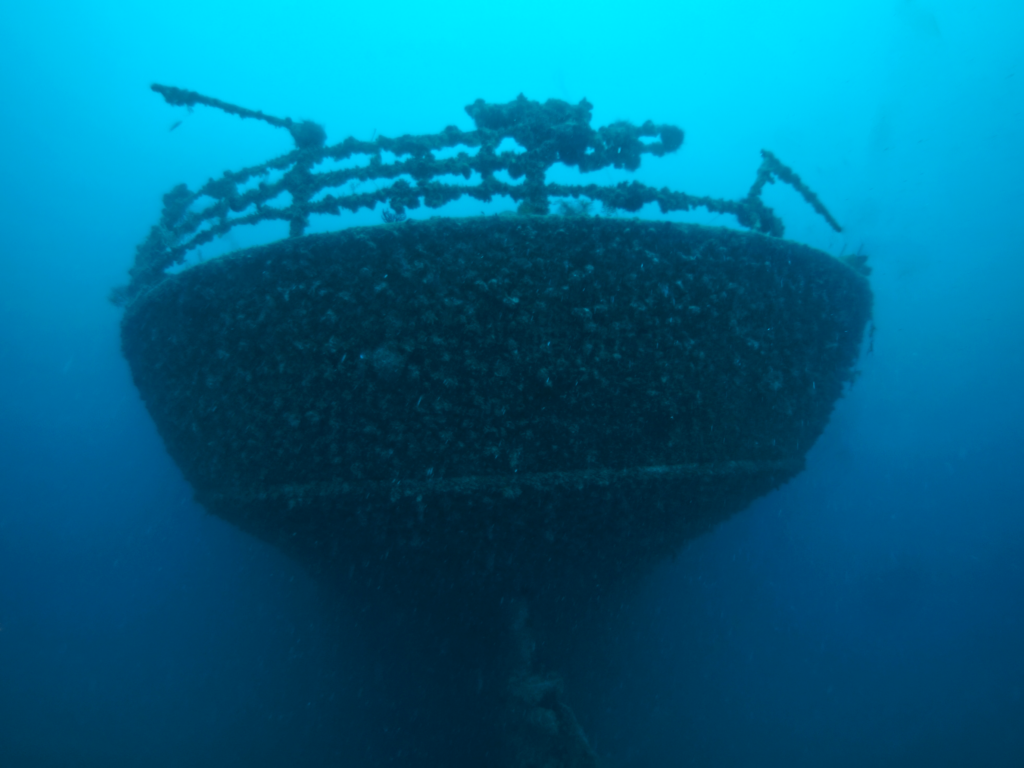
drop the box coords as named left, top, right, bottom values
left=116, top=85, right=872, bottom=766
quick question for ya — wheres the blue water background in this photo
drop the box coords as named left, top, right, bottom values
left=1, top=0, right=1022, bottom=765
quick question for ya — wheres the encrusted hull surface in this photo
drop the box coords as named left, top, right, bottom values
left=121, top=216, right=871, bottom=596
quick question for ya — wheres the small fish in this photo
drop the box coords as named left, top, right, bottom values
left=169, top=120, right=183, bottom=132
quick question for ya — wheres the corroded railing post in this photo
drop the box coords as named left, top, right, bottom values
left=111, top=85, right=843, bottom=306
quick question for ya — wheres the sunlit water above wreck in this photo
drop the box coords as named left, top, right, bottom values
left=1, top=0, right=1023, bottom=765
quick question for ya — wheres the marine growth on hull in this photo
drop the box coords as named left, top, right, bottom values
left=117, top=85, right=872, bottom=767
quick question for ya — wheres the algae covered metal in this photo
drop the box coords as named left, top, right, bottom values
left=116, top=86, right=872, bottom=766
left=122, top=215, right=869, bottom=597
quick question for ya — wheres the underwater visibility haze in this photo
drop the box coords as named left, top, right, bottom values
left=1, top=0, right=1023, bottom=766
